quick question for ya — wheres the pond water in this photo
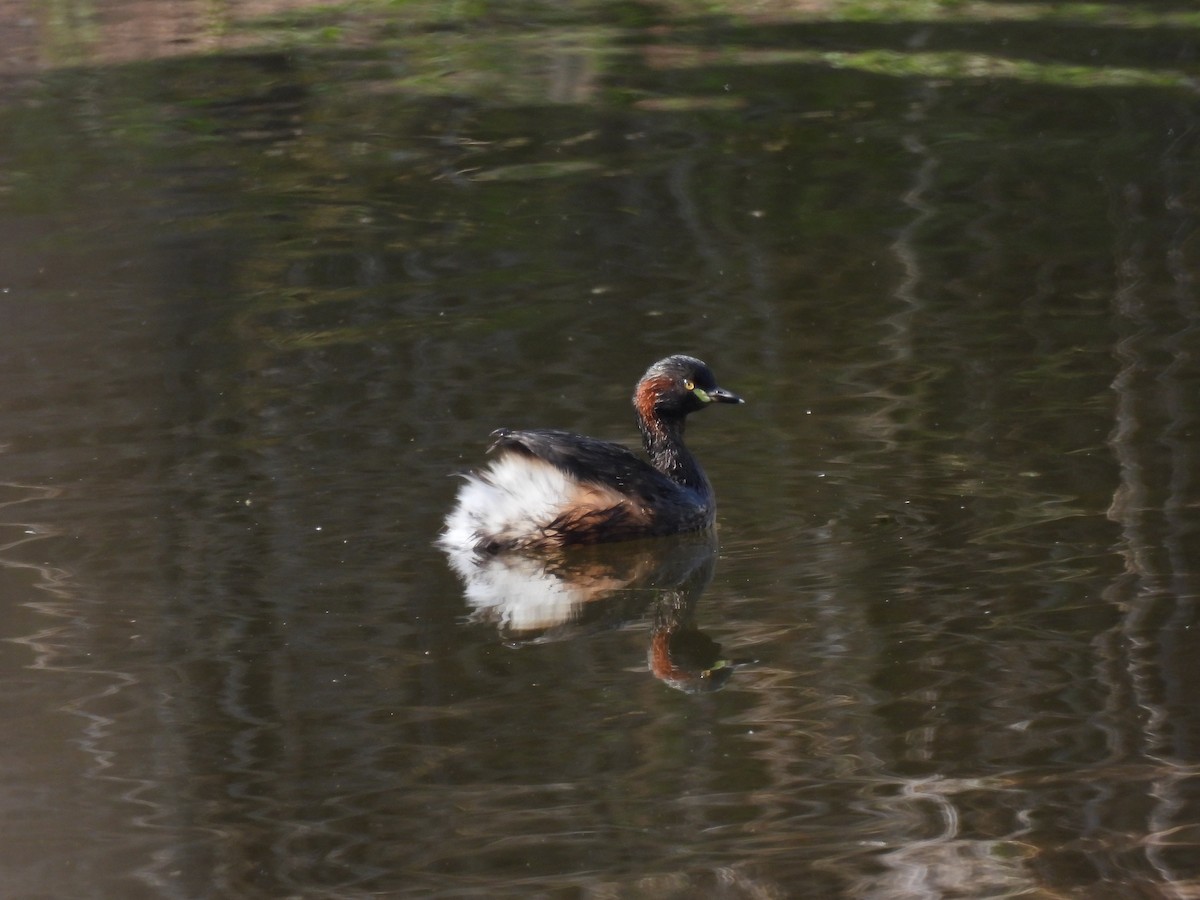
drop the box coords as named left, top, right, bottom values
left=1, top=1, right=1199, bottom=897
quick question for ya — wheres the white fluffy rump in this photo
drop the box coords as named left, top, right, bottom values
left=439, top=454, right=574, bottom=553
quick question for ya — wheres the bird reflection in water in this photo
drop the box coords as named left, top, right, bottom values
left=441, top=530, right=752, bottom=692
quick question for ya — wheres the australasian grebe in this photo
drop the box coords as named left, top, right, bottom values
left=440, top=355, right=744, bottom=554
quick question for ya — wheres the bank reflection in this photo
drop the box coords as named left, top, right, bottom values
left=443, top=532, right=750, bottom=692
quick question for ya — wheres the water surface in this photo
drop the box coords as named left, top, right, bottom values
left=1, top=2, right=1199, bottom=897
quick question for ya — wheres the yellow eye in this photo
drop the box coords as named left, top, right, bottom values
left=684, top=379, right=695, bottom=391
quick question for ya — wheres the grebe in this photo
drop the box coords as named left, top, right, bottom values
left=439, top=355, right=743, bottom=554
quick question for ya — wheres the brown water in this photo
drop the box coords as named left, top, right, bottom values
left=1, top=2, right=1199, bottom=898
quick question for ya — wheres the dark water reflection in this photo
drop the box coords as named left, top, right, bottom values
left=1, top=2, right=1199, bottom=897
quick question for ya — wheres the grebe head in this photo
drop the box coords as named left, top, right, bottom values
left=634, top=355, right=743, bottom=424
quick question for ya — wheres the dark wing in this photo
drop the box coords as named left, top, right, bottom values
left=487, top=428, right=679, bottom=505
